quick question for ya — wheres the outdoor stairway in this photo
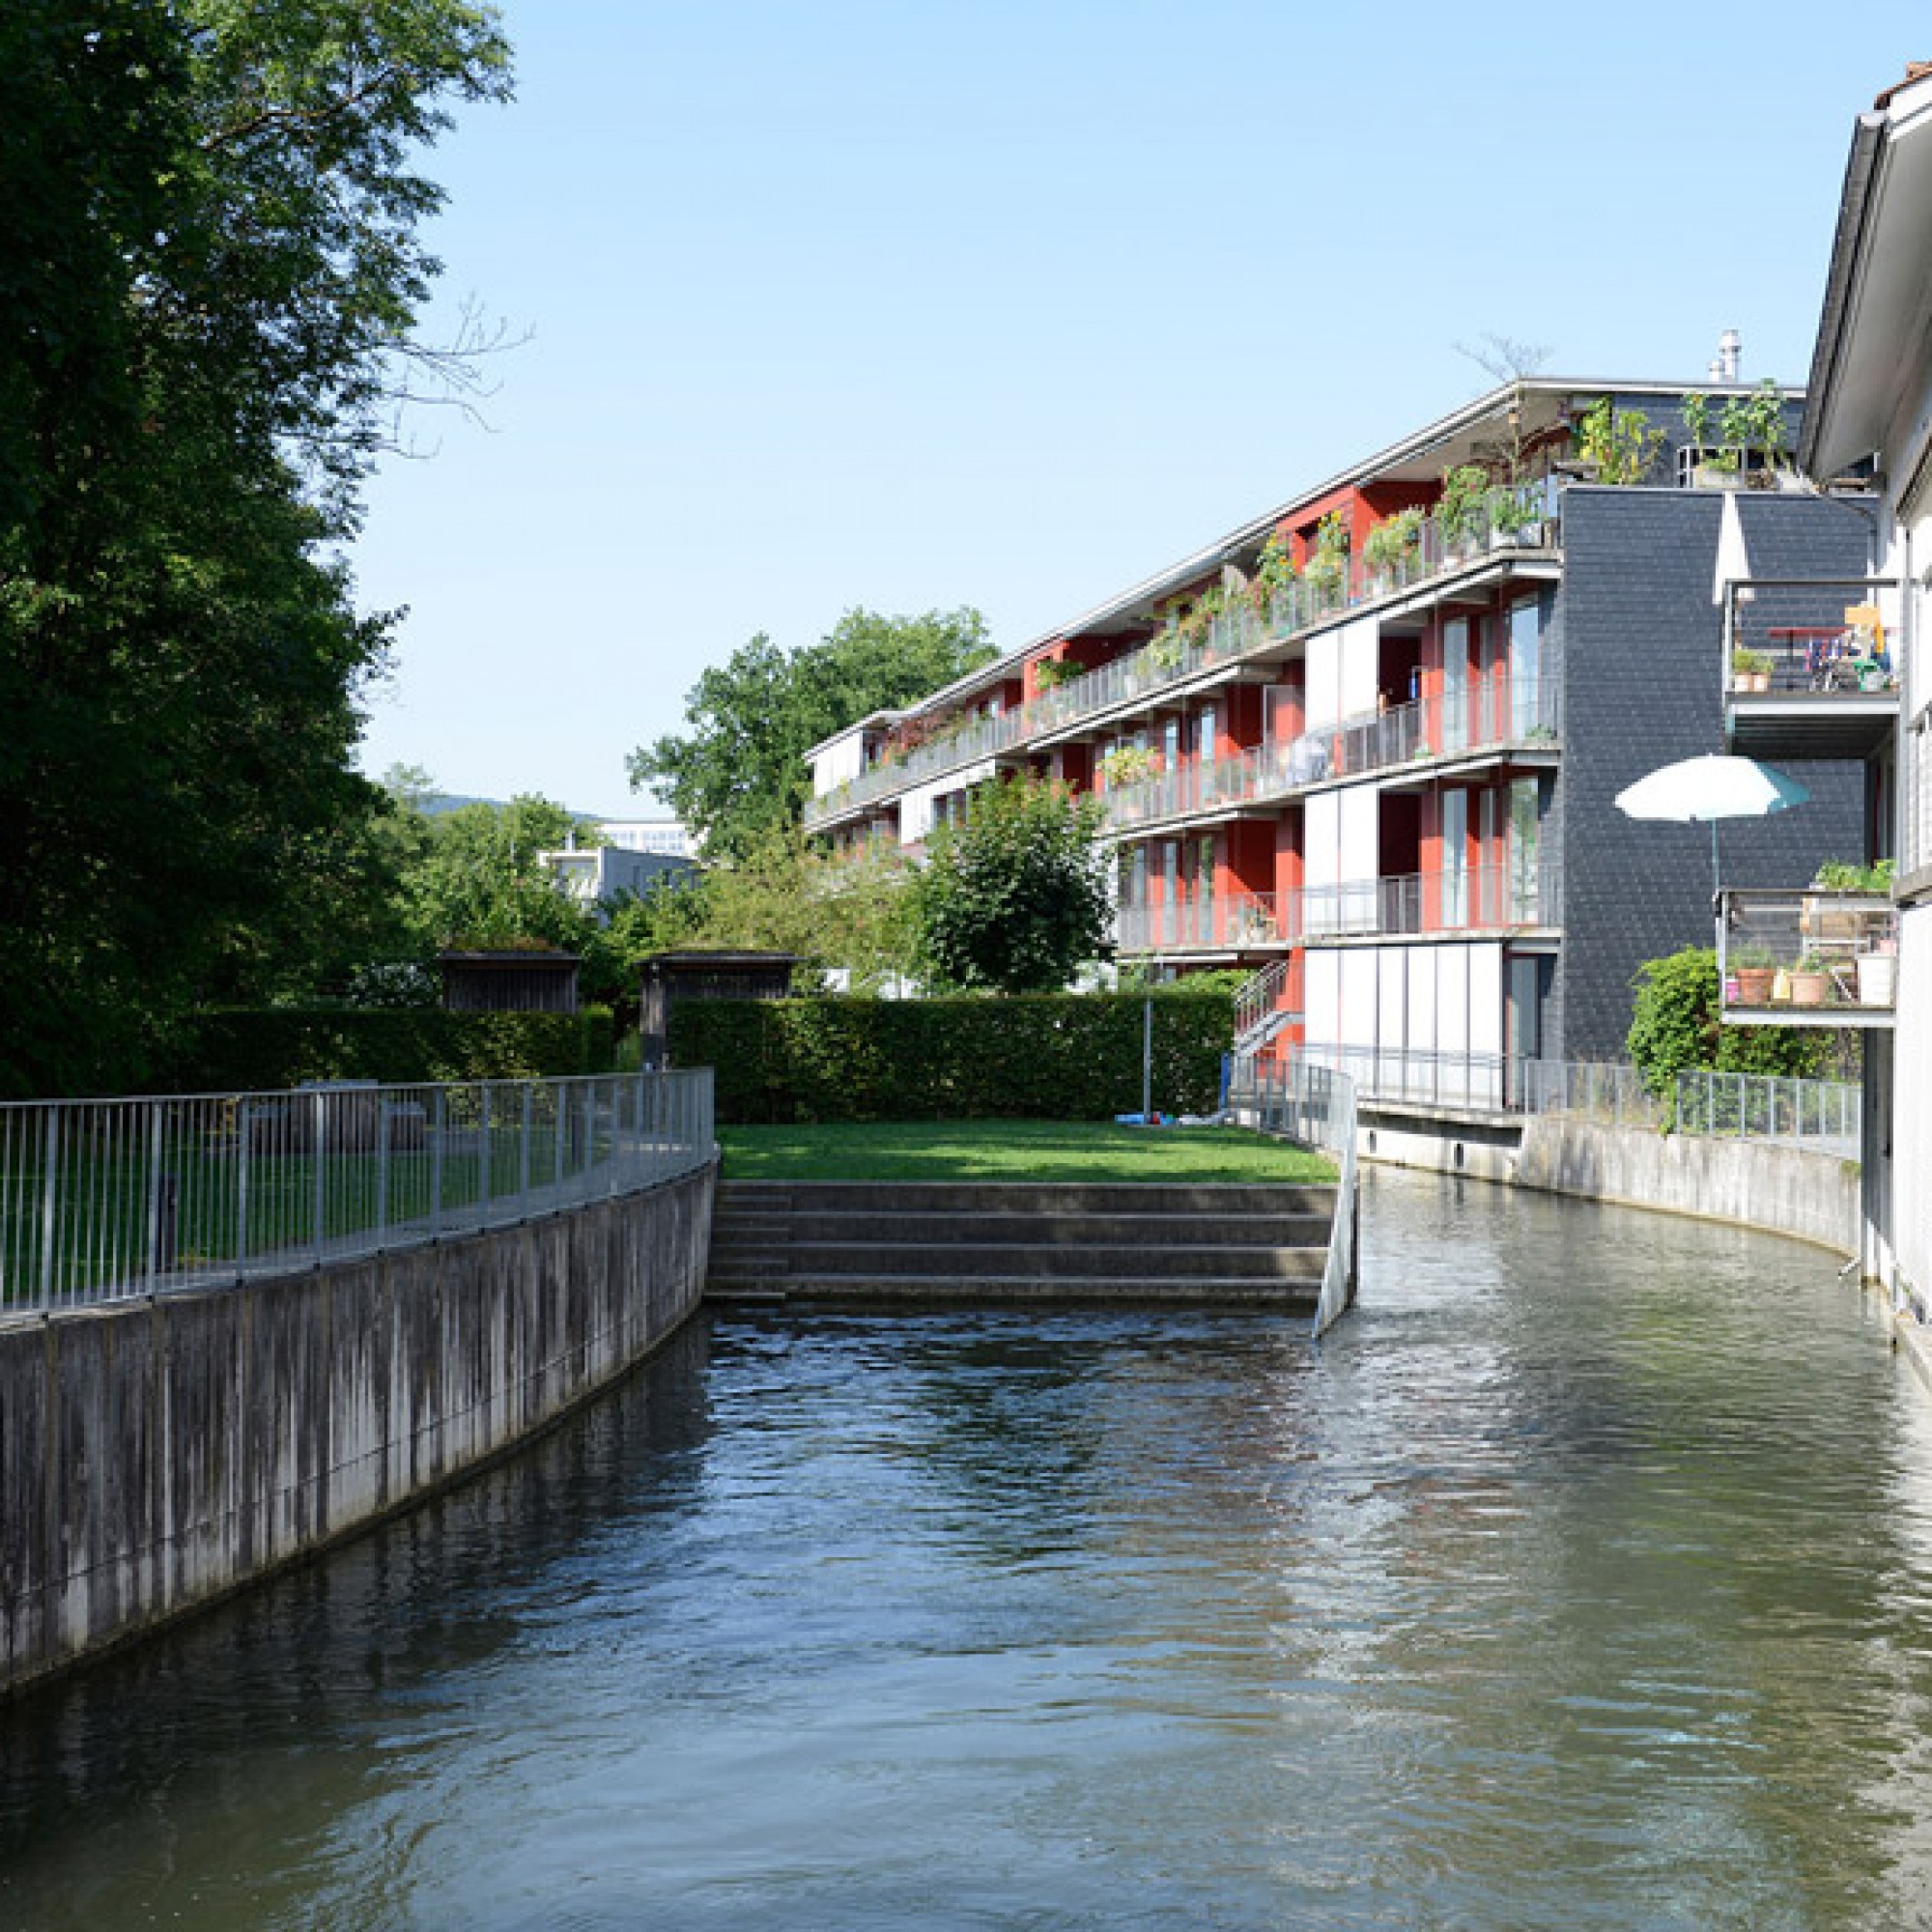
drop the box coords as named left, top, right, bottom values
left=705, top=1180, right=1338, bottom=1307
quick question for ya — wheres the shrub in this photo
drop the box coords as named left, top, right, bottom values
left=669, top=991, right=1234, bottom=1123
left=158, top=1007, right=617, bottom=1094
left=1627, top=948, right=1826, bottom=1099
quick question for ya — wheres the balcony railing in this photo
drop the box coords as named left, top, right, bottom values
left=1303, top=860, right=1554, bottom=940
left=1098, top=674, right=1556, bottom=835
left=804, top=483, right=1560, bottom=829
left=1722, top=577, right=1900, bottom=696
left=1718, top=887, right=1898, bottom=1020
left=1116, top=889, right=1296, bottom=954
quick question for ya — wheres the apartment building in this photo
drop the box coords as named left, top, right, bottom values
left=1752, top=61, right=1932, bottom=1311
left=805, top=379, right=1866, bottom=1101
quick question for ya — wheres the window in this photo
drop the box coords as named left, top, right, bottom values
left=1509, top=598, right=1543, bottom=737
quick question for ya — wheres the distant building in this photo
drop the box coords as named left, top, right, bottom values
left=597, top=817, right=696, bottom=859
left=540, top=838, right=693, bottom=916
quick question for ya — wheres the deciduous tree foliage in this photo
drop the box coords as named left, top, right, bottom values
left=911, top=778, right=1113, bottom=995
left=0, top=0, right=511, bottom=1094
left=629, top=608, right=996, bottom=859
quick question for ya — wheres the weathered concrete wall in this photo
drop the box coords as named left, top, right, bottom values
left=1351, top=1104, right=1860, bottom=1261
left=1513, top=1118, right=1859, bottom=1258
left=0, top=1161, right=715, bottom=1695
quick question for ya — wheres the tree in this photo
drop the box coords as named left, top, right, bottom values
left=629, top=607, right=996, bottom=858
left=911, top=779, right=1112, bottom=995
left=0, top=1, right=511, bottom=1094
left=602, top=824, right=918, bottom=993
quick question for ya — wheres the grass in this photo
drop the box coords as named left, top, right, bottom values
left=717, top=1119, right=1336, bottom=1184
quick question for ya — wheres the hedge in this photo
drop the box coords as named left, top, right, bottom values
left=668, top=991, right=1234, bottom=1123
left=159, top=1007, right=617, bottom=1094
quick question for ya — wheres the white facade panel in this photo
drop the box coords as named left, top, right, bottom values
left=1406, top=950, right=1438, bottom=1052
left=1896, top=909, right=1932, bottom=1303
left=1339, top=951, right=1378, bottom=1048
left=1338, top=787, right=1378, bottom=886
left=1304, top=949, right=1343, bottom=1051
left=1435, top=946, right=1470, bottom=1054
left=1304, top=624, right=1343, bottom=732
left=1303, top=790, right=1342, bottom=892
left=1378, top=949, right=1407, bottom=1053
left=811, top=724, right=871, bottom=793
left=1468, top=944, right=1504, bottom=1057
left=1337, top=613, right=1381, bottom=722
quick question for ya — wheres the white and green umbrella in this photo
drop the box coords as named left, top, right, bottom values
left=1614, top=753, right=1810, bottom=895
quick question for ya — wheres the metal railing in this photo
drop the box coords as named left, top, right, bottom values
left=0, top=1069, right=716, bottom=1315
left=1097, top=675, right=1557, bottom=836
left=1721, top=576, right=1900, bottom=696
left=1718, top=888, right=1899, bottom=1017
left=1226, top=1055, right=1358, bottom=1338
left=1672, top=1068, right=1861, bottom=1154
left=1302, top=860, right=1556, bottom=940
left=804, top=482, right=1561, bottom=830
left=1116, top=888, right=1294, bottom=954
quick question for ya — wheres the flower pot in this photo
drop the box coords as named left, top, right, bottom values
left=1858, top=953, right=1897, bottom=1007
left=1790, top=971, right=1829, bottom=1007
left=1734, top=967, right=1775, bottom=1006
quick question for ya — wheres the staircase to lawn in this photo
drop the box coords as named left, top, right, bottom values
left=705, top=1179, right=1338, bottom=1307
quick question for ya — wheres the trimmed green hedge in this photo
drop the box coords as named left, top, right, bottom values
left=161, top=1007, right=617, bottom=1094
left=669, top=992, right=1234, bottom=1123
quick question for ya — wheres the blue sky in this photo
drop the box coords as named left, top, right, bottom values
left=350, top=2, right=1932, bottom=814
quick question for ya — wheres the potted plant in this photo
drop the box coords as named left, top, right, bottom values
left=1303, top=511, right=1350, bottom=599
left=1788, top=954, right=1830, bottom=1007
left=1436, top=466, right=1489, bottom=558
left=1730, top=944, right=1776, bottom=1006
left=1731, top=646, right=1773, bottom=693
left=1361, top=507, right=1424, bottom=589
left=1099, top=745, right=1158, bottom=789
left=1490, top=487, right=1545, bottom=549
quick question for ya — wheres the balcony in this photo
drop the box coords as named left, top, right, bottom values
left=1717, top=887, right=1897, bottom=1027
left=1722, top=577, right=1900, bottom=761
left=804, top=483, right=1561, bottom=831
left=1303, top=861, right=1556, bottom=941
left=1098, top=676, right=1558, bottom=837
left=1116, top=889, right=1296, bottom=957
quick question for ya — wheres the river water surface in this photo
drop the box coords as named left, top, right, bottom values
left=6, top=1171, right=1932, bottom=1928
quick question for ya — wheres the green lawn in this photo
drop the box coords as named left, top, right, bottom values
left=717, top=1119, right=1336, bottom=1183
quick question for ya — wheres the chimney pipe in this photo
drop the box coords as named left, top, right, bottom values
left=1713, top=328, right=1742, bottom=384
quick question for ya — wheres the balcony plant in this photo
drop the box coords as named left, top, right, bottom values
left=1303, top=511, right=1350, bottom=597
left=1361, top=507, right=1425, bottom=587
left=1032, top=654, right=1079, bottom=695
left=1437, top=466, right=1489, bottom=556
left=1788, top=953, right=1830, bottom=1007
left=1250, top=531, right=1298, bottom=617
left=1729, top=942, right=1776, bottom=1006
left=1575, top=396, right=1663, bottom=485
left=1731, top=646, right=1773, bottom=693
left=1811, top=857, right=1893, bottom=894
left=1099, top=745, right=1159, bottom=789
left=1490, top=486, right=1545, bottom=547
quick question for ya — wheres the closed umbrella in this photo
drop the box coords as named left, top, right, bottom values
left=1614, top=753, right=1809, bottom=895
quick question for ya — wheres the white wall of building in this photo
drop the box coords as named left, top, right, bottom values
left=810, top=724, right=872, bottom=794
left=898, top=761, right=994, bottom=845
left=1304, top=613, right=1378, bottom=730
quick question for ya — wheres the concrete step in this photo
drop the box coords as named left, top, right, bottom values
left=765, top=1240, right=1321, bottom=1281
left=715, top=1180, right=1336, bottom=1217
left=759, top=1209, right=1330, bottom=1248
left=706, top=1274, right=1321, bottom=1307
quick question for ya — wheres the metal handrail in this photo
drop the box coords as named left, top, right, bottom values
left=0, top=1069, right=717, bottom=1315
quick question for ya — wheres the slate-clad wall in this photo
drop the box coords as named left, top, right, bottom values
left=1554, top=488, right=1869, bottom=1059
left=0, top=1161, right=716, bottom=1694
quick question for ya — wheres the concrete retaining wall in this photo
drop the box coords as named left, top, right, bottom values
left=0, top=1160, right=716, bottom=1695
left=1513, top=1118, right=1860, bottom=1258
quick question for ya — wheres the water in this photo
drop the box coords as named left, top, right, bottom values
left=6, top=1170, right=1932, bottom=1929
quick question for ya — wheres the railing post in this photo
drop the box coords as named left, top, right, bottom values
left=39, top=1106, right=60, bottom=1308
left=431, top=1086, right=445, bottom=1238
left=144, top=1103, right=164, bottom=1293
left=237, top=1099, right=251, bottom=1281
left=311, top=1088, right=327, bottom=1264
left=376, top=1094, right=391, bottom=1250
left=521, top=1083, right=533, bottom=1217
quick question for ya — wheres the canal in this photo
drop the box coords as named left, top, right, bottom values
left=5, top=1169, right=1932, bottom=1928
